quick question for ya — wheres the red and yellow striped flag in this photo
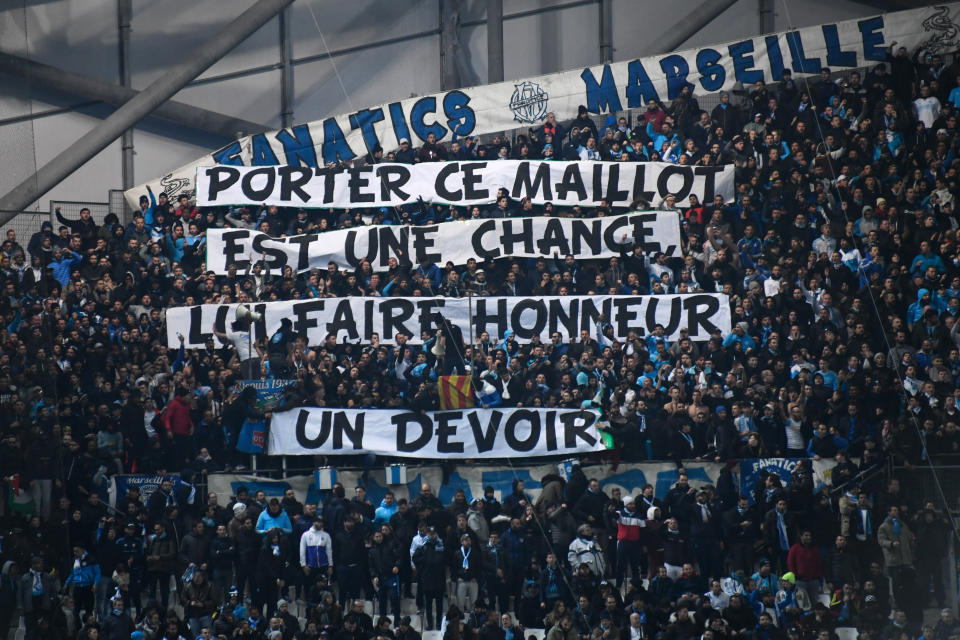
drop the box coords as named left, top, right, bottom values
left=438, top=375, right=475, bottom=410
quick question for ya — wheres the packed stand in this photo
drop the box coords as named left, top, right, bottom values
left=0, top=41, right=959, bottom=639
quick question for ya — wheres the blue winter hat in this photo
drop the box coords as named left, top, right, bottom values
left=715, top=405, right=727, bottom=415
left=576, top=371, right=589, bottom=386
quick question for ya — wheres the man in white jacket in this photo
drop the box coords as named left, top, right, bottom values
left=567, top=524, right=606, bottom=577
left=300, top=516, right=334, bottom=591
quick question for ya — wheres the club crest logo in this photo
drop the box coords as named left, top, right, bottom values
left=509, top=81, right=549, bottom=124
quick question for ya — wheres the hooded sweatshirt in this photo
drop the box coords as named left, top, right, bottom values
left=374, top=499, right=398, bottom=525
left=300, top=526, right=334, bottom=568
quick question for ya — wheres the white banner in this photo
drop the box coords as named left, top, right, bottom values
left=206, top=210, right=683, bottom=273
left=196, top=161, right=734, bottom=208
left=268, top=407, right=607, bottom=458
left=166, top=293, right=730, bottom=348
left=812, top=458, right=839, bottom=491
left=126, top=4, right=960, bottom=207
left=205, top=460, right=725, bottom=505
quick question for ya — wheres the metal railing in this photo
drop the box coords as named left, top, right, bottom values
left=0, top=210, right=52, bottom=261
left=109, top=188, right=131, bottom=225
left=49, top=199, right=111, bottom=229
left=893, top=463, right=960, bottom=515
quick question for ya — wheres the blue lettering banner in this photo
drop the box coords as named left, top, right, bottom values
left=127, top=4, right=960, bottom=208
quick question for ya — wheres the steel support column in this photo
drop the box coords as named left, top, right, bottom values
left=644, top=0, right=738, bottom=56
left=118, top=0, right=134, bottom=190
left=487, top=0, right=503, bottom=83
left=0, top=0, right=293, bottom=217
left=279, top=5, right=294, bottom=128
left=599, top=0, right=613, bottom=63
left=0, top=53, right=269, bottom=138
left=759, top=0, right=775, bottom=34
left=440, top=0, right=462, bottom=90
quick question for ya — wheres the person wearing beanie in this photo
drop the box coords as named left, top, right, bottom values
left=614, top=496, right=645, bottom=589
left=774, top=571, right=810, bottom=625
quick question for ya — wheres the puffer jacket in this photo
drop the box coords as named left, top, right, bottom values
left=567, top=536, right=606, bottom=576
left=180, top=578, right=217, bottom=618
left=146, top=534, right=177, bottom=573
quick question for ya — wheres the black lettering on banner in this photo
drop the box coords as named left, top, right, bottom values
left=394, top=412, right=433, bottom=452
left=601, top=216, right=630, bottom=253
left=545, top=411, right=558, bottom=451
left=364, top=300, right=375, bottom=341
left=683, top=294, right=721, bottom=337
left=252, top=233, right=288, bottom=271
left=381, top=298, right=416, bottom=338
left=435, top=412, right=465, bottom=453
left=536, top=218, right=571, bottom=256
left=241, top=167, right=277, bottom=201
left=613, top=297, right=642, bottom=337
left=345, top=228, right=378, bottom=267
left=510, top=299, right=547, bottom=340
left=222, top=230, right=251, bottom=271
left=604, top=164, right=629, bottom=203
left=411, top=226, right=441, bottom=264
left=376, top=165, right=411, bottom=201
left=318, top=167, right=337, bottom=204
left=286, top=233, right=319, bottom=272
left=252, top=303, right=268, bottom=341
left=293, top=300, right=325, bottom=337
left=548, top=298, right=578, bottom=338
left=592, top=164, right=604, bottom=202
left=499, top=219, right=534, bottom=255
left=656, top=165, right=693, bottom=200
left=473, top=298, right=508, bottom=338
left=571, top=219, right=602, bottom=255
left=327, top=299, right=360, bottom=340
left=628, top=213, right=658, bottom=253
left=416, top=299, right=445, bottom=336
left=504, top=409, right=540, bottom=452
left=580, top=297, right=611, bottom=332
left=332, top=411, right=364, bottom=449
left=213, top=306, right=231, bottom=337
left=468, top=410, right=503, bottom=453
left=471, top=220, right=500, bottom=259
left=556, top=164, right=587, bottom=201
left=205, top=167, right=241, bottom=201
left=378, top=226, right=408, bottom=268
left=631, top=165, right=657, bottom=203
left=188, top=306, right=213, bottom=344
left=561, top=410, right=597, bottom=448
left=434, top=162, right=462, bottom=201
left=645, top=296, right=682, bottom=335
left=511, top=161, right=553, bottom=201
left=278, top=166, right=312, bottom=202
left=296, top=409, right=330, bottom=448
left=461, top=162, right=489, bottom=200
left=348, top=167, right=375, bottom=203
left=694, top=165, right=723, bottom=203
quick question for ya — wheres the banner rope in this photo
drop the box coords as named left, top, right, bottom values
left=776, top=0, right=958, bottom=533
left=304, top=0, right=357, bottom=114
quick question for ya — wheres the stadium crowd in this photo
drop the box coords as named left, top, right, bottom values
left=0, top=39, right=959, bottom=640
